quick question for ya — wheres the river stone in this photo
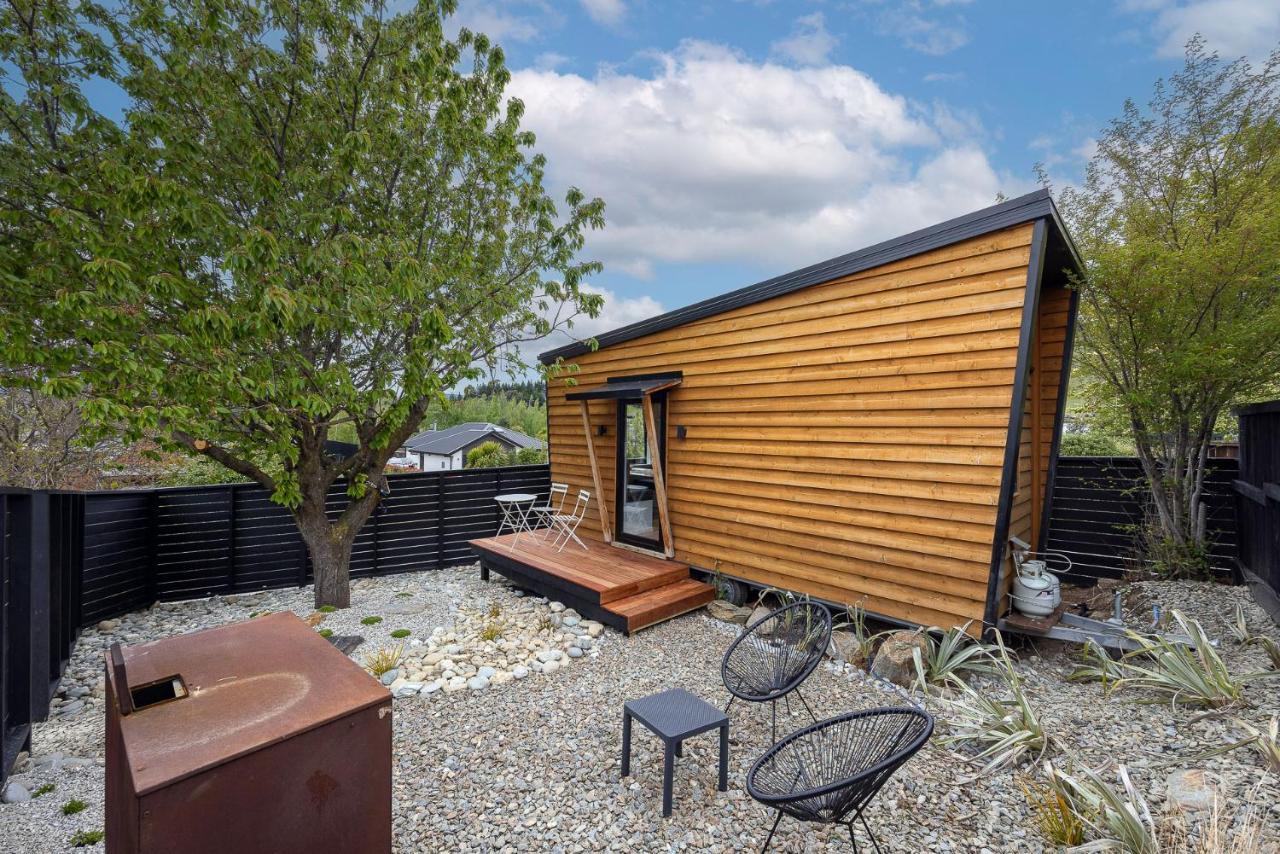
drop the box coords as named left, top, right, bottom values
left=2, top=781, right=30, bottom=804
left=467, top=675, right=490, bottom=691
left=1166, top=769, right=1218, bottom=812
left=828, top=630, right=868, bottom=667
left=707, top=600, right=752, bottom=624
left=870, top=631, right=927, bottom=687
left=379, top=668, right=399, bottom=686
left=512, top=665, right=530, bottom=679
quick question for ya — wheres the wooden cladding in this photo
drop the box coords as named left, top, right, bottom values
left=547, top=221, right=1072, bottom=631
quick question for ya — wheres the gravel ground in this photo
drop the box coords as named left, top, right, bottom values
left=1, top=569, right=1277, bottom=853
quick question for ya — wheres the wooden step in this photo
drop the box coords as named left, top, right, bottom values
left=470, top=534, right=689, bottom=605
left=604, top=579, right=717, bottom=633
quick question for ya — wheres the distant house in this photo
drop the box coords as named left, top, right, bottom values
left=398, top=422, right=544, bottom=471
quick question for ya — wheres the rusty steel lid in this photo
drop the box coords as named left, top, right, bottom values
left=107, top=611, right=390, bottom=795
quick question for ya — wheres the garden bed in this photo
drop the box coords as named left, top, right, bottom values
left=0, top=570, right=1276, bottom=852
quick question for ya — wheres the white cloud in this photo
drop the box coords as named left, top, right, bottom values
left=510, top=40, right=1023, bottom=277
left=580, top=0, right=626, bottom=27
left=770, top=12, right=839, bottom=66
left=870, top=1, right=971, bottom=56
left=1124, top=0, right=1280, bottom=60
left=524, top=285, right=664, bottom=364
left=451, top=1, right=546, bottom=43
left=923, top=71, right=965, bottom=83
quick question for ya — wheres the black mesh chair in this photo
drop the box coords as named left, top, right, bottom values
left=746, top=707, right=934, bottom=853
left=722, top=601, right=832, bottom=740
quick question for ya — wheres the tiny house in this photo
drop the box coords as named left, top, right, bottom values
left=537, top=190, right=1082, bottom=633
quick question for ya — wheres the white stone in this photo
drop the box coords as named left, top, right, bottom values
left=467, top=675, right=490, bottom=691
left=421, top=681, right=442, bottom=695
left=550, top=601, right=566, bottom=613
left=477, top=666, right=497, bottom=680
left=574, top=637, right=593, bottom=650
left=512, top=665, right=530, bottom=679
left=2, top=781, right=30, bottom=804
left=542, top=660, right=560, bottom=675
left=563, top=616, right=581, bottom=627
left=443, top=677, right=467, bottom=694
left=394, top=682, right=423, bottom=698
left=567, top=646, right=583, bottom=658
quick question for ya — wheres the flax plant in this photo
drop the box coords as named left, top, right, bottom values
left=1114, top=611, right=1274, bottom=710
left=1050, top=765, right=1158, bottom=854
left=940, top=633, right=1053, bottom=775
left=911, top=622, right=998, bottom=691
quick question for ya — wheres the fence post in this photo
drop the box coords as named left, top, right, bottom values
left=435, top=473, right=446, bottom=570
left=145, top=491, right=159, bottom=606
left=226, top=485, right=237, bottom=592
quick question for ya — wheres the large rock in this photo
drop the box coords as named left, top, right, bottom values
left=747, top=605, right=775, bottom=628
left=870, top=631, right=927, bottom=687
left=707, top=600, right=752, bottom=625
left=827, top=630, right=869, bottom=668
left=1166, top=769, right=1218, bottom=812
left=2, top=781, right=30, bottom=804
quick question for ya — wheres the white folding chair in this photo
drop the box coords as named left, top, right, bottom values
left=531, top=483, right=569, bottom=541
left=549, top=489, right=591, bottom=552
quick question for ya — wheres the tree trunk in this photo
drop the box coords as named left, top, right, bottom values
left=293, top=483, right=381, bottom=609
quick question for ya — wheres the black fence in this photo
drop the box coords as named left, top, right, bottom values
left=1235, top=401, right=1280, bottom=620
left=1, top=489, right=84, bottom=785
left=80, top=465, right=550, bottom=624
left=1, top=464, right=548, bottom=784
left=1044, top=456, right=1239, bottom=583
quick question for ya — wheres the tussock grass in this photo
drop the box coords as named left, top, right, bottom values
left=911, top=621, right=998, bottom=691
left=363, top=643, right=403, bottom=677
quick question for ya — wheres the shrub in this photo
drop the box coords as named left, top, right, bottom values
left=487, top=602, right=502, bottom=619
left=318, top=628, right=333, bottom=638
left=1114, top=611, right=1264, bottom=709
left=70, top=829, right=104, bottom=847
left=940, top=634, right=1052, bottom=775
left=361, top=615, right=383, bottom=626
left=394, top=591, right=413, bottom=599
left=318, top=605, right=337, bottom=613
left=390, top=629, right=410, bottom=639
left=1049, top=765, right=1157, bottom=854
left=32, top=783, right=54, bottom=797
left=1248, top=635, right=1279, bottom=671
left=1059, top=431, right=1127, bottom=456
left=1066, top=639, right=1126, bottom=690
left=836, top=604, right=885, bottom=666
left=1020, top=767, right=1085, bottom=847
left=480, top=622, right=503, bottom=642
left=62, top=799, right=87, bottom=816
left=911, top=622, right=997, bottom=690
left=363, top=644, right=404, bottom=677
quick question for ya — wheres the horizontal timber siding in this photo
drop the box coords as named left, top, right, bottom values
left=548, top=223, right=1039, bottom=629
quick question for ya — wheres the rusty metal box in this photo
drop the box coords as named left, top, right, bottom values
left=105, top=611, right=392, bottom=854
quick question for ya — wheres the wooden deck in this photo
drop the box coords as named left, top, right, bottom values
left=468, top=533, right=715, bottom=634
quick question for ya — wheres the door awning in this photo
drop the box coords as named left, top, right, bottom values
left=565, top=377, right=681, bottom=401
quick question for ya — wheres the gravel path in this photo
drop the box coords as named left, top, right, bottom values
left=1, top=569, right=1277, bottom=852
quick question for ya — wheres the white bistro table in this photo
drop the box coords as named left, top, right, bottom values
left=494, top=493, right=538, bottom=549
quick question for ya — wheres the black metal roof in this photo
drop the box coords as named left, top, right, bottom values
left=565, top=377, right=682, bottom=401
left=539, top=189, right=1081, bottom=364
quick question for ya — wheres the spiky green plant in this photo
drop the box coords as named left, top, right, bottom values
left=911, top=622, right=998, bottom=691
left=1114, top=611, right=1267, bottom=710
left=1067, top=639, right=1127, bottom=691
left=1049, top=765, right=1157, bottom=854
left=1020, top=766, right=1086, bottom=846
left=62, top=799, right=87, bottom=816
left=940, top=633, right=1052, bottom=775
left=362, top=643, right=403, bottom=677
left=1248, top=636, right=1279, bottom=671
left=1227, top=602, right=1254, bottom=645
left=837, top=604, right=885, bottom=665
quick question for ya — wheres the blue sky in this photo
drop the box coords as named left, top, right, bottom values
left=447, top=0, right=1280, bottom=352
left=73, top=0, right=1280, bottom=354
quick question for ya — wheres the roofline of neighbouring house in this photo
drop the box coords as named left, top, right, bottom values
left=538, top=188, right=1082, bottom=364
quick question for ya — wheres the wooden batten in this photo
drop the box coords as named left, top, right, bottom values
left=578, top=400, right=611, bottom=543
left=542, top=196, right=1080, bottom=633
left=641, top=393, right=675, bottom=558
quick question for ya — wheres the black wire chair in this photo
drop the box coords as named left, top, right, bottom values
left=746, top=707, right=934, bottom=853
left=721, top=601, right=832, bottom=741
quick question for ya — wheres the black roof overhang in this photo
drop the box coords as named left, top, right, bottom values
left=564, top=376, right=682, bottom=401
left=539, top=189, right=1083, bottom=364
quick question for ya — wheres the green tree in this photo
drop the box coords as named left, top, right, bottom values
left=0, top=0, right=603, bottom=607
left=464, top=441, right=513, bottom=469
left=1056, top=38, right=1280, bottom=576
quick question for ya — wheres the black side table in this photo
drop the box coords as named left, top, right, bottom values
left=622, top=688, right=729, bottom=817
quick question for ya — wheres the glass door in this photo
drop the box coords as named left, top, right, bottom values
left=615, top=396, right=665, bottom=550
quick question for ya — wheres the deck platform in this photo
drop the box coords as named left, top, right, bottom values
left=469, top=533, right=715, bottom=634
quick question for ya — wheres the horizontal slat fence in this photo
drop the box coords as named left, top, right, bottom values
left=1044, top=456, right=1238, bottom=582
left=80, top=465, right=550, bottom=625
left=1235, top=401, right=1280, bottom=620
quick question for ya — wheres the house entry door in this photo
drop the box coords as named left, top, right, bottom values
left=615, top=396, right=665, bottom=550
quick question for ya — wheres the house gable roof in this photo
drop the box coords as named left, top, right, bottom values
left=404, top=422, right=544, bottom=456
left=538, top=189, right=1081, bottom=364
